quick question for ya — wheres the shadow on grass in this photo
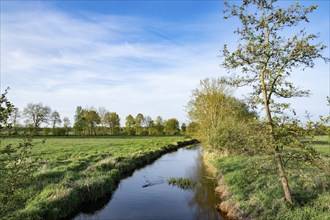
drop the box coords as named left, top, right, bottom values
left=311, top=141, right=329, bottom=146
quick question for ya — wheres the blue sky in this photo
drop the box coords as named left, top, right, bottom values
left=1, top=0, right=329, bottom=125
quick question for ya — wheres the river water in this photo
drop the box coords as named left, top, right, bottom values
left=73, top=146, right=223, bottom=220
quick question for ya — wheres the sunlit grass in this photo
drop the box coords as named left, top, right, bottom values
left=213, top=135, right=330, bottom=219
left=311, top=135, right=330, bottom=156
left=0, top=136, right=187, bottom=219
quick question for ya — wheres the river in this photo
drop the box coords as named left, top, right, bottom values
left=72, top=145, right=223, bottom=220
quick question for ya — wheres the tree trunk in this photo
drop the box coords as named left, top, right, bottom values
left=260, top=66, right=293, bottom=204
left=275, top=147, right=293, bottom=204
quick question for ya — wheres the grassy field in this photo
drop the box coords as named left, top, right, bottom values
left=310, top=135, right=330, bottom=156
left=0, top=136, right=190, bottom=219
left=213, top=135, right=330, bottom=220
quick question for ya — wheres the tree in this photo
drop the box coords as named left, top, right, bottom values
left=73, top=106, right=86, bottom=135
left=135, top=113, right=145, bottom=135
left=50, top=110, right=62, bottom=135
left=83, top=109, right=100, bottom=135
left=0, top=88, right=14, bottom=130
left=144, top=116, right=155, bottom=135
left=98, top=107, right=108, bottom=135
left=23, top=103, right=51, bottom=135
left=155, top=116, right=164, bottom=135
left=8, top=107, right=20, bottom=135
left=63, top=117, right=71, bottom=136
left=187, top=77, right=260, bottom=152
left=186, top=122, right=199, bottom=137
left=125, top=114, right=136, bottom=135
left=164, top=118, right=180, bottom=135
left=0, top=89, right=35, bottom=216
left=222, top=0, right=329, bottom=204
left=104, top=112, right=120, bottom=135
left=181, top=123, right=187, bottom=135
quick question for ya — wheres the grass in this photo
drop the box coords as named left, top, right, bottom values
left=167, top=177, right=196, bottom=190
left=310, top=135, right=330, bottom=156
left=212, top=135, right=330, bottom=220
left=0, top=136, right=196, bottom=219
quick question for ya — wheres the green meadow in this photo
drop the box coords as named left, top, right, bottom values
left=0, top=136, right=189, bottom=219
left=310, top=135, right=330, bottom=157
left=213, top=136, right=330, bottom=220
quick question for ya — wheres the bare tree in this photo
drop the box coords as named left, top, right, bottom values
left=23, top=103, right=51, bottom=135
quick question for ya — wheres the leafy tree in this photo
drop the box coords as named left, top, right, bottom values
left=73, top=106, right=86, bottom=135
left=63, top=117, right=71, bottom=136
left=164, top=118, right=180, bottom=135
left=104, top=112, right=120, bottom=135
left=188, top=77, right=261, bottom=153
left=83, top=109, right=100, bottom=135
left=186, top=122, right=199, bottom=137
left=98, top=107, right=108, bottom=135
left=135, top=113, right=145, bottom=135
left=0, top=88, right=14, bottom=130
left=0, top=89, right=35, bottom=216
left=50, top=110, right=62, bottom=135
left=222, top=0, right=329, bottom=204
left=180, top=123, right=187, bottom=135
left=155, top=116, right=164, bottom=135
left=125, top=114, right=136, bottom=135
left=144, top=116, right=155, bottom=135
left=8, top=107, right=20, bottom=135
left=23, top=103, right=51, bottom=135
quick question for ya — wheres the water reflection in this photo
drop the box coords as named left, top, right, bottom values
left=186, top=147, right=222, bottom=219
left=73, top=146, right=223, bottom=220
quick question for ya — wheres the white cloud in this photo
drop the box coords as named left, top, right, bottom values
left=1, top=1, right=329, bottom=126
left=1, top=2, right=225, bottom=125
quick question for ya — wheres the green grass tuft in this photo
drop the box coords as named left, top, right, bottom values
left=167, top=177, right=196, bottom=190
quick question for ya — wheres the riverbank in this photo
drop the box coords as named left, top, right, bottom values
left=204, top=136, right=330, bottom=220
left=1, top=137, right=198, bottom=219
left=203, top=151, right=247, bottom=220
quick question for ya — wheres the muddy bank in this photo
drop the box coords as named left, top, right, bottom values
left=214, top=175, right=249, bottom=220
left=14, top=139, right=199, bottom=220
left=203, top=152, right=249, bottom=220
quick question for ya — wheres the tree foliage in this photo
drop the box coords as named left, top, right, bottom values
left=73, top=106, right=86, bottom=135
left=0, top=89, right=14, bottom=130
left=221, top=0, right=329, bottom=204
left=125, top=114, right=136, bottom=135
left=104, top=112, right=120, bottom=135
left=23, top=103, right=51, bottom=135
left=155, top=116, right=165, bottom=135
left=98, top=106, right=108, bottom=135
left=0, top=89, right=36, bottom=216
left=135, top=113, right=145, bottom=135
left=187, top=77, right=263, bottom=154
left=83, top=108, right=101, bottom=136
left=50, top=110, right=62, bottom=132
left=63, top=117, right=71, bottom=135
left=164, top=118, right=180, bottom=135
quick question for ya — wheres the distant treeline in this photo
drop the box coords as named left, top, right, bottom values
left=3, top=103, right=193, bottom=136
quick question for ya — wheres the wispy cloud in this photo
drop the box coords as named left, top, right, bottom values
left=1, top=1, right=329, bottom=124
left=1, top=1, right=225, bottom=123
